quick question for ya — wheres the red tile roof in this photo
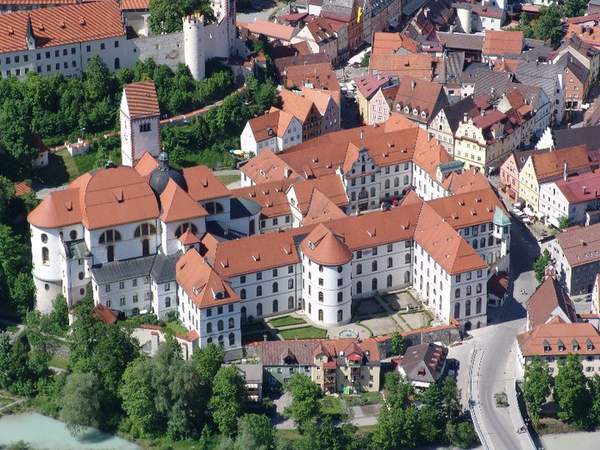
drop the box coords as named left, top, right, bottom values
left=0, top=1, right=124, bottom=53
left=301, top=188, right=346, bottom=225
left=159, top=179, right=208, bottom=223
left=134, top=152, right=159, bottom=177
left=231, top=180, right=292, bottom=218
left=14, top=181, right=32, bottom=197
left=300, top=223, right=352, bottom=265
left=71, top=167, right=159, bottom=230
left=482, top=30, right=524, bottom=56
left=120, top=0, right=149, bottom=10
left=372, top=32, right=420, bottom=56
left=182, top=166, right=230, bottom=202
left=555, top=170, right=600, bottom=204
left=247, top=108, right=297, bottom=141
left=176, top=248, right=239, bottom=309
left=285, top=62, right=340, bottom=92
left=354, top=74, right=391, bottom=99
left=526, top=276, right=577, bottom=329
left=239, top=20, right=297, bottom=41
left=123, top=80, right=160, bottom=120
left=249, top=337, right=382, bottom=365
left=517, top=316, right=600, bottom=357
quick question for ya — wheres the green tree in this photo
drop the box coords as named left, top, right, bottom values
left=69, top=295, right=139, bottom=428
left=235, top=413, right=276, bottom=450
left=554, top=354, right=591, bottom=428
left=533, top=249, right=551, bottom=283
left=209, top=365, right=247, bottom=435
left=446, top=421, right=477, bottom=449
left=298, top=417, right=361, bottom=450
left=383, top=371, right=414, bottom=410
left=558, top=216, right=570, bottom=230
left=588, top=374, right=600, bottom=426
left=284, top=373, right=322, bottom=432
left=390, top=331, right=407, bottom=355
left=61, top=372, right=103, bottom=434
left=370, top=404, right=420, bottom=450
left=532, top=5, right=564, bottom=45
left=149, top=0, right=214, bottom=34
left=0, top=175, right=15, bottom=222
left=523, top=357, right=552, bottom=425
left=360, top=51, right=371, bottom=68
left=119, top=356, right=157, bottom=437
left=192, top=342, right=224, bottom=384
left=562, top=0, right=587, bottom=17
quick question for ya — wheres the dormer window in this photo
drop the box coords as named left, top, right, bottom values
left=557, top=339, right=565, bottom=352
left=572, top=339, right=580, bottom=351
left=543, top=340, right=550, bottom=352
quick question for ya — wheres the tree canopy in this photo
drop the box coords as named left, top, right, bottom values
left=523, top=357, right=553, bottom=425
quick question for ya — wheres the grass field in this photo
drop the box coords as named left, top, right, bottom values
left=320, top=396, right=347, bottom=418
left=49, top=355, right=69, bottom=370
left=216, top=173, right=240, bottom=186
left=342, top=391, right=382, bottom=407
left=268, top=315, right=307, bottom=328
left=279, top=326, right=327, bottom=340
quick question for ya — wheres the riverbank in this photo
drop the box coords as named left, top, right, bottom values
left=0, top=413, right=139, bottom=449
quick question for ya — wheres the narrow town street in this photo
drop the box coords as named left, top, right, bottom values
left=459, top=217, right=540, bottom=450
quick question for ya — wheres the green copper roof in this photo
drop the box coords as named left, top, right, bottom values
left=493, top=207, right=511, bottom=226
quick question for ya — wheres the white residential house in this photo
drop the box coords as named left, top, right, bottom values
left=240, top=109, right=303, bottom=155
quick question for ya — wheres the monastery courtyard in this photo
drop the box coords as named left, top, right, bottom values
left=249, top=289, right=437, bottom=342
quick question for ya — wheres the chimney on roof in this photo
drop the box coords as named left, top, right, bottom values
left=463, top=112, right=468, bottom=122
left=411, top=79, right=416, bottom=91
left=360, top=129, right=364, bottom=140
left=563, top=161, right=568, bottom=181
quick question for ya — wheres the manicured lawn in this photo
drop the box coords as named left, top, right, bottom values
left=268, top=315, right=307, bottom=328
left=279, top=326, right=327, bottom=340
left=342, top=391, right=382, bottom=407
left=49, top=355, right=69, bottom=370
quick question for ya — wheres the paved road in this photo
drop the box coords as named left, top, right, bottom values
left=465, top=217, right=540, bottom=450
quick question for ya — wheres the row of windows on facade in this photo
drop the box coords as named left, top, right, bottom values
left=105, top=291, right=152, bottom=307
left=239, top=279, right=294, bottom=298
left=453, top=297, right=483, bottom=319
left=298, top=273, right=405, bottom=297
left=40, top=230, right=79, bottom=243
left=261, top=215, right=290, bottom=227
left=306, top=302, right=345, bottom=322
left=239, top=265, right=295, bottom=283
left=104, top=277, right=156, bottom=292
left=2, top=57, right=122, bottom=77
left=354, top=255, right=408, bottom=274
left=0, top=40, right=121, bottom=67
left=206, top=316, right=236, bottom=333
left=471, top=236, right=500, bottom=249
left=206, top=332, right=236, bottom=346
left=355, top=241, right=411, bottom=259
left=239, top=297, right=295, bottom=319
